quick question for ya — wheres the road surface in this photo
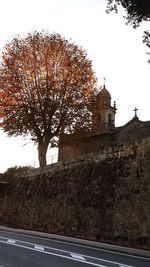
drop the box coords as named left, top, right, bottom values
left=0, top=229, right=149, bottom=267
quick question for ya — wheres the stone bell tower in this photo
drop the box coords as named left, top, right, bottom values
left=92, top=85, right=117, bottom=134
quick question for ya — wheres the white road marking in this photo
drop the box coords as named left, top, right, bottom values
left=70, top=253, right=86, bottom=261
left=0, top=237, right=136, bottom=267
left=7, top=239, right=16, bottom=244
left=34, top=245, right=44, bottom=251
left=0, top=240, right=109, bottom=267
left=1, top=230, right=148, bottom=261
left=1, top=230, right=149, bottom=262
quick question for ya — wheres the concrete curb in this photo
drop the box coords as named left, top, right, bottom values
left=0, top=225, right=149, bottom=258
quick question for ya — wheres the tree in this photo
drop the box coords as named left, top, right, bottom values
left=0, top=32, right=97, bottom=167
left=143, top=30, right=150, bottom=48
left=106, top=0, right=150, bottom=28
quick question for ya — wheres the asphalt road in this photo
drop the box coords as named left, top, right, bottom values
left=0, top=229, right=149, bottom=267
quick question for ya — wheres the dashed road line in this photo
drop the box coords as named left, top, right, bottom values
left=34, top=245, right=44, bottom=251
left=70, top=253, right=86, bottom=261
left=1, top=236, right=134, bottom=267
left=0, top=237, right=138, bottom=267
left=0, top=240, right=108, bottom=266
left=7, top=239, right=16, bottom=244
left=1, top=230, right=149, bottom=261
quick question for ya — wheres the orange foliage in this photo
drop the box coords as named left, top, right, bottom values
left=0, top=31, right=97, bottom=166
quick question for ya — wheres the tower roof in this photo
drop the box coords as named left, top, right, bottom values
left=97, top=85, right=111, bottom=99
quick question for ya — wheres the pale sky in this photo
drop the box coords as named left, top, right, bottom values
left=0, top=0, right=150, bottom=172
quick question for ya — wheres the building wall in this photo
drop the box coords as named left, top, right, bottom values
left=59, top=132, right=115, bottom=162
left=59, top=118, right=150, bottom=162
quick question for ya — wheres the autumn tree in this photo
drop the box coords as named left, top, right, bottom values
left=0, top=32, right=97, bottom=167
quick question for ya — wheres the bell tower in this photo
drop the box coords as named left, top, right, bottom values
left=92, top=85, right=117, bottom=133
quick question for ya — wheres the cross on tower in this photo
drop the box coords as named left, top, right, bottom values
left=133, top=107, right=138, bottom=117
left=103, top=76, right=106, bottom=86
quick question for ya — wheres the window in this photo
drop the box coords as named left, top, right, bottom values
left=108, top=114, right=111, bottom=124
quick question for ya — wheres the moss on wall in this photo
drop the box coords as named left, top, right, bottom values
left=0, top=154, right=150, bottom=250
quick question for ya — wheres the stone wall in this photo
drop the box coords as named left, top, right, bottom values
left=0, top=137, right=150, bottom=249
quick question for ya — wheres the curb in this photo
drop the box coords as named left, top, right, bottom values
left=0, top=225, right=149, bottom=258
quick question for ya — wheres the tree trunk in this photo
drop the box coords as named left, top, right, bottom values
left=38, top=142, right=49, bottom=167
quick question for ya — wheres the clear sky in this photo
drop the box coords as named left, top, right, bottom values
left=0, top=0, right=150, bottom=172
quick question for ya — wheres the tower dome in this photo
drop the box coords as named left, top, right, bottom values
left=98, top=85, right=111, bottom=99
left=97, top=85, right=111, bottom=107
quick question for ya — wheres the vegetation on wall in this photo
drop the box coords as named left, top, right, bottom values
left=0, top=154, right=149, bottom=250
